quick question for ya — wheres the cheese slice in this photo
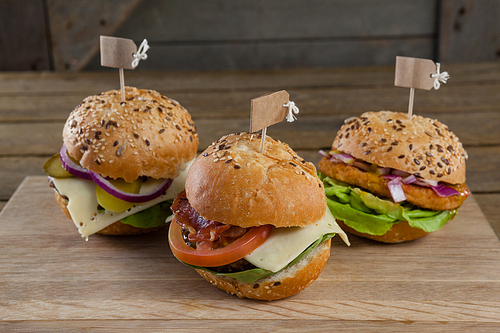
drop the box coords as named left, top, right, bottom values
left=244, top=207, right=350, bottom=272
left=51, top=159, right=194, bottom=240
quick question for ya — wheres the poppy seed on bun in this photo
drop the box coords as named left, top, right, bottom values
left=332, top=111, right=466, bottom=184
left=319, top=111, right=469, bottom=243
left=63, top=86, right=198, bottom=182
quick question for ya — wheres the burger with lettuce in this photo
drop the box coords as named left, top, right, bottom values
left=168, top=132, right=349, bottom=300
left=318, top=111, right=469, bottom=243
left=43, top=87, right=198, bottom=239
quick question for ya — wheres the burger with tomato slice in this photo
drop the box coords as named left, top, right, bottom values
left=43, top=87, right=198, bottom=239
left=168, top=132, right=349, bottom=300
left=318, top=111, right=469, bottom=243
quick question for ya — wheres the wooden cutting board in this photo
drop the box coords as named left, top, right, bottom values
left=1, top=176, right=499, bottom=332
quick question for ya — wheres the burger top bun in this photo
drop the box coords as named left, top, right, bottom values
left=186, top=132, right=326, bottom=228
left=63, top=87, right=198, bottom=182
left=332, top=111, right=466, bottom=184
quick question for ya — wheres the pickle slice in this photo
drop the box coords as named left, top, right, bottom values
left=42, top=153, right=74, bottom=178
left=96, top=178, right=143, bottom=213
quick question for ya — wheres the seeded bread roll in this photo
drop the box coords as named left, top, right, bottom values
left=333, top=111, right=466, bottom=184
left=185, top=132, right=326, bottom=228
left=63, top=87, right=198, bottom=182
left=196, top=239, right=331, bottom=300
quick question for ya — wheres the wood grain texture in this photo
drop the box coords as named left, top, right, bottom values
left=1, top=85, right=500, bottom=123
left=0, top=0, right=50, bottom=71
left=1, top=321, right=500, bottom=333
left=475, top=194, right=500, bottom=241
left=1, top=62, right=498, bottom=94
left=46, top=0, right=143, bottom=71
left=80, top=0, right=437, bottom=70
left=117, top=0, right=437, bottom=41
left=0, top=177, right=499, bottom=328
left=85, top=37, right=435, bottom=71
left=439, top=0, right=500, bottom=63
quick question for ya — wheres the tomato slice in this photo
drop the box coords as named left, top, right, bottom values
left=169, top=220, right=272, bottom=267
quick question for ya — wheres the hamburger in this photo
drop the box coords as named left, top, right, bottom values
left=318, top=111, right=469, bottom=243
left=168, top=132, right=349, bottom=300
left=43, top=87, right=198, bottom=239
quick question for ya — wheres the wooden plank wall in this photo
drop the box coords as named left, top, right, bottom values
left=1, top=0, right=499, bottom=72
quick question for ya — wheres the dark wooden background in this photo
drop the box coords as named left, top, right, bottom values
left=1, top=0, right=499, bottom=72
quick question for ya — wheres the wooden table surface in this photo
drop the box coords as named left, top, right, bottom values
left=1, top=63, right=500, bottom=330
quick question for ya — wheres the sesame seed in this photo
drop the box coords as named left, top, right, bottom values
left=234, top=165, right=241, bottom=169
left=398, top=155, right=405, bottom=158
left=414, top=159, right=420, bottom=165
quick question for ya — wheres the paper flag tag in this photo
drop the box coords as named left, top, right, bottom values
left=100, top=36, right=137, bottom=70
left=394, top=56, right=436, bottom=91
left=250, top=90, right=290, bottom=133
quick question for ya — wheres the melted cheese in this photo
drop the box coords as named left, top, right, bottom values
left=52, top=159, right=193, bottom=240
left=244, top=207, right=350, bottom=272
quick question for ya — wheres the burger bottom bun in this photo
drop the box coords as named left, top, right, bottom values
left=54, top=192, right=164, bottom=236
left=336, top=219, right=429, bottom=243
left=195, top=239, right=331, bottom=301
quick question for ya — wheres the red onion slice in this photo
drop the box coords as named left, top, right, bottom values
left=353, top=161, right=370, bottom=172
left=431, top=184, right=460, bottom=197
left=419, top=178, right=439, bottom=187
left=402, top=175, right=417, bottom=184
left=391, top=169, right=411, bottom=178
left=60, top=145, right=93, bottom=180
left=90, top=171, right=173, bottom=203
left=387, top=176, right=407, bottom=203
left=331, top=153, right=356, bottom=164
left=374, top=166, right=391, bottom=175
left=318, top=150, right=331, bottom=159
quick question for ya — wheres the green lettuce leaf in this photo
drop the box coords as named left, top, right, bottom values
left=120, top=200, right=174, bottom=228
left=319, top=172, right=456, bottom=236
left=181, top=233, right=336, bottom=284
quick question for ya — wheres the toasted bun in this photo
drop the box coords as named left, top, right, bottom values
left=335, top=219, right=430, bottom=243
left=332, top=111, right=466, bottom=184
left=196, top=239, right=331, bottom=300
left=63, top=87, right=198, bottom=182
left=185, top=133, right=326, bottom=228
left=54, top=192, right=164, bottom=235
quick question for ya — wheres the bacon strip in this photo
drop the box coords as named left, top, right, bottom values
left=171, top=191, right=247, bottom=248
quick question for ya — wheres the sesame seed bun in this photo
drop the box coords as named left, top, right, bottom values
left=185, top=133, right=326, bottom=228
left=332, top=111, right=466, bottom=184
left=195, top=238, right=331, bottom=300
left=63, top=87, right=198, bottom=182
